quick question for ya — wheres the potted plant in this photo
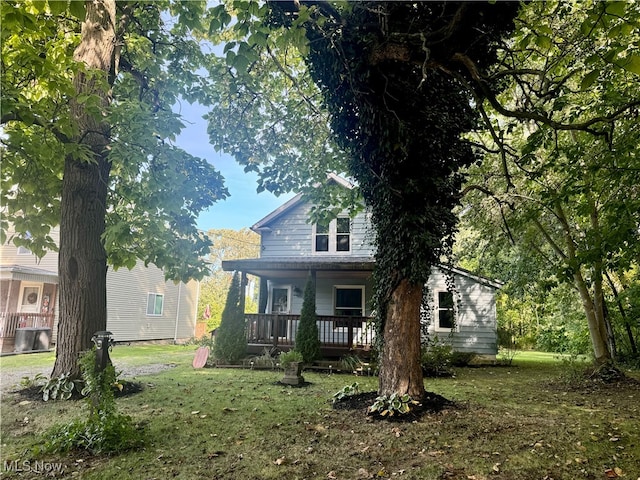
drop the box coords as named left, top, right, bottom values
left=279, top=349, right=304, bottom=385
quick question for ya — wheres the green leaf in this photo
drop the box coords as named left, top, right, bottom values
left=580, top=70, right=600, bottom=90
left=620, top=55, right=640, bottom=75
left=535, top=35, right=552, bottom=50
left=48, top=0, right=68, bottom=16
left=68, top=0, right=85, bottom=21
left=605, top=1, right=626, bottom=17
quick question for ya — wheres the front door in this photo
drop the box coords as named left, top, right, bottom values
left=18, top=284, right=41, bottom=314
left=270, top=287, right=290, bottom=337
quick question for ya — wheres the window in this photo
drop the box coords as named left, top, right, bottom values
left=314, top=221, right=329, bottom=252
left=313, top=217, right=351, bottom=253
left=334, top=286, right=364, bottom=328
left=437, top=291, right=455, bottom=330
left=336, top=218, right=350, bottom=252
left=335, top=287, right=364, bottom=316
left=146, top=293, right=164, bottom=316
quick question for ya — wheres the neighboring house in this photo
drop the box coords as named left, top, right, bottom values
left=0, top=227, right=199, bottom=353
left=223, top=174, right=502, bottom=360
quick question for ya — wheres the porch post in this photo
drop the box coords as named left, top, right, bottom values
left=258, top=277, right=268, bottom=313
left=239, top=272, right=247, bottom=314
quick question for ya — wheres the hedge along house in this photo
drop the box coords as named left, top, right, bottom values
left=0, top=227, right=200, bottom=354
left=222, top=174, right=502, bottom=360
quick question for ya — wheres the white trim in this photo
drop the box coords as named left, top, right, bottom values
left=434, top=290, right=457, bottom=332
left=312, top=217, right=351, bottom=255
left=17, top=282, right=42, bottom=313
left=146, top=292, right=164, bottom=316
left=267, top=285, right=291, bottom=314
left=333, top=285, right=365, bottom=317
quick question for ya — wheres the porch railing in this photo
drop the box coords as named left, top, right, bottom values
left=245, top=313, right=375, bottom=349
left=0, top=312, right=55, bottom=339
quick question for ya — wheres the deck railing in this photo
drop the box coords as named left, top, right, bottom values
left=0, top=312, right=55, bottom=338
left=245, top=313, right=375, bottom=349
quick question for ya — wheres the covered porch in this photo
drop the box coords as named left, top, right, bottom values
left=244, top=312, right=375, bottom=358
left=0, top=265, right=58, bottom=353
left=222, top=257, right=376, bottom=359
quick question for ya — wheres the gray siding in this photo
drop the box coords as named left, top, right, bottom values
left=106, top=262, right=198, bottom=342
left=426, top=268, right=498, bottom=356
left=1, top=227, right=198, bottom=343
left=260, top=202, right=375, bottom=257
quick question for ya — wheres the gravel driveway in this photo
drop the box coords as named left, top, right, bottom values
left=1, top=362, right=177, bottom=394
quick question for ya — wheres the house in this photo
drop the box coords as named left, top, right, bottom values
left=0, top=227, right=199, bottom=353
left=222, top=174, right=501, bottom=360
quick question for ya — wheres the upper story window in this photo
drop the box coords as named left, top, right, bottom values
left=313, top=217, right=351, bottom=253
left=17, top=231, right=32, bottom=255
left=436, top=291, right=455, bottom=330
left=146, top=293, right=164, bottom=316
left=315, top=221, right=330, bottom=252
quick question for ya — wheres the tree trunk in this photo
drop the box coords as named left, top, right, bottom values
left=378, top=278, right=425, bottom=398
left=573, top=270, right=611, bottom=364
left=52, top=0, right=117, bottom=378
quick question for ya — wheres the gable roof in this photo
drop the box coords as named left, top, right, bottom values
left=251, top=173, right=354, bottom=232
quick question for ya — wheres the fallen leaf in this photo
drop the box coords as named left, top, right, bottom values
left=18, top=400, right=31, bottom=406
left=191, top=411, right=200, bottom=415
left=327, top=471, right=337, bottom=479
left=492, top=463, right=501, bottom=473
left=609, top=437, right=620, bottom=442
left=614, top=467, right=623, bottom=476
left=605, top=468, right=618, bottom=478
left=357, top=467, right=370, bottom=478
left=274, top=456, right=286, bottom=465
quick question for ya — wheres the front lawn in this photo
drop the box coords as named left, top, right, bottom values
left=1, top=346, right=638, bottom=479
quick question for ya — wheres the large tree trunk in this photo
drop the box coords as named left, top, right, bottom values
left=378, top=279, right=425, bottom=398
left=574, top=270, right=611, bottom=365
left=52, top=0, right=117, bottom=378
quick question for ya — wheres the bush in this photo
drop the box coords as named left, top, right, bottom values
left=421, top=338, right=453, bottom=377
left=450, top=351, right=476, bottom=367
left=39, top=348, right=144, bottom=455
left=213, top=272, right=247, bottom=363
left=295, top=275, right=321, bottom=364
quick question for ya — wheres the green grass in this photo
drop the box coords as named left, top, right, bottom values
left=2, top=346, right=639, bottom=480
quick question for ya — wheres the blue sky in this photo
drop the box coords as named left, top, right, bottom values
left=174, top=102, right=294, bottom=232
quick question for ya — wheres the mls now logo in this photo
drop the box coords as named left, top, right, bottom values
left=3, top=460, right=64, bottom=474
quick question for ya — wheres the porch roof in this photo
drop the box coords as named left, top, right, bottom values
left=222, top=256, right=374, bottom=278
left=0, top=264, right=58, bottom=283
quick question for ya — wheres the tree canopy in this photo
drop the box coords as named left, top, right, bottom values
left=1, top=0, right=229, bottom=377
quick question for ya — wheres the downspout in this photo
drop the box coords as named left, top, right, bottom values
left=173, top=281, right=182, bottom=344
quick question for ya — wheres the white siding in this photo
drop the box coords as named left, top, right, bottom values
left=1, top=228, right=60, bottom=272
left=426, top=268, right=498, bottom=356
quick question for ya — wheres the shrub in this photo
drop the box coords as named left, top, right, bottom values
left=332, top=382, right=359, bottom=403
left=450, top=351, right=476, bottom=367
left=40, top=348, right=144, bottom=455
left=295, top=275, right=321, bottom=364
left=420, top=337, right=454, bottom=377
left=368, top=393, right=419, bottom=417
left=212, top=271, right=247, bottom=363
left=339, top=354, right=365, bottom=372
